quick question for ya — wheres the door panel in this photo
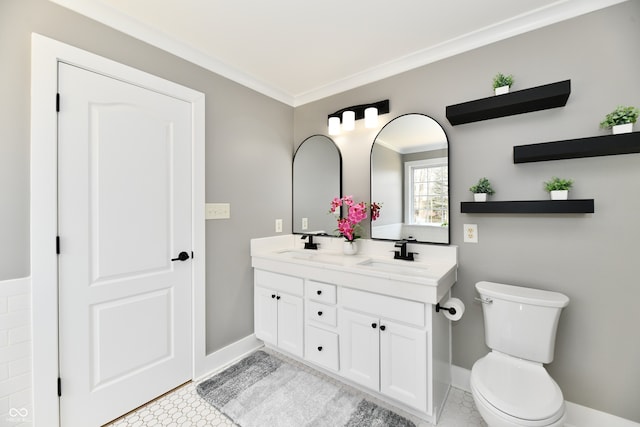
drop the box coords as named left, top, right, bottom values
left=277, top=293, right=303, bottom=357
left=380, top=321, right=427, bottom=411
left=58, top=62, right=192, bottom=427
left=340, top=309, right=379, bottom=390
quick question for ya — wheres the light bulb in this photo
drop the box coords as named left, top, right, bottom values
left=328, top=116, right=340, bottom=135
left=342, top=110, right=355, bottom=131
left=364, top=107, right=378, bottom=128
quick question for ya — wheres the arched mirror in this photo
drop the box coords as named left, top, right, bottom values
left=370, top=114, right=449, bottom=244
left=293, top=135, right=342, bottom=234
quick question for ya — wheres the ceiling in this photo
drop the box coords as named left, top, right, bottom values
left=50, top=0, right=625, bottom=106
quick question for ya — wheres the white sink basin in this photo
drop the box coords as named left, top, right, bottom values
left=276, top=249, right=347, bottom=266
left=356, top=259, right=432, bottom=278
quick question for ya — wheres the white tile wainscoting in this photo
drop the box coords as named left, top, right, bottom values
left=0, top=277, right=32, bottom=426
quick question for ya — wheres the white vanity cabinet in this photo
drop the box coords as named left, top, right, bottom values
left=304, top=280, right=339, bottom=371
left=340, top=288, right=428, bottom=412
left=250, top=235, right=458, bottom=424
left=254, top=270, right=304, bottom=357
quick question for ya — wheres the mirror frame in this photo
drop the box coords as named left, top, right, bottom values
left=369, top=113, right=450, bottom=245
left=292, top=134, right=342, bottom=235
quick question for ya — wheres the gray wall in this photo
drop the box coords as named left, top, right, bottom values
left=294, top=2, right=640, bottom=421
left=0, top=0, right=293, bottom=353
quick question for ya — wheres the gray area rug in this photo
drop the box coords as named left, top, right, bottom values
left=196, top=350, right=416, bottom=427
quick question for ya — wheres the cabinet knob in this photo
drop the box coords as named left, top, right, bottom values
left=317, top=311, right=323, bottom=316
left=316, top=290, right=322, bottom=295
left=317, top=346, right=323, bottom=351
left=276, top=295, right=281, bottom=300
left=380, top=325, right=386, bottom=331
left=271, top=294, right=276, bottom=299
left=371, top=323, right=377, bottom=329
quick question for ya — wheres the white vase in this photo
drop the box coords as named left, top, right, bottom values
left=343, top=241, right=358, bottom=255
left=550, top=190, right=568, bottom=200
left=494, top=85, right=509, bottom=95
left=612, top=123, right=633, bottom=134
left=474, top=193, right=487, bottom=202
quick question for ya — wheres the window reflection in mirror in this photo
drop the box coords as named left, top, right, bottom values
left=370, top=114, right=449, bottom=244
left=293, top=135, right=342, bottom=235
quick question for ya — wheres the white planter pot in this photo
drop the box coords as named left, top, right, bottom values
left=494, top=85, right=510, bottom=95
left=612, top=123, right=633, bottom=134
left=474, top=193, right=487, bottom=202
left=343, top=241, right=358, bottom=255
left=550, top=190, right=568, bottom=200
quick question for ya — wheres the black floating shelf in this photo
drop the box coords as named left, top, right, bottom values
left=461, top=199, right=594, bottom=214
left=514, top=131, right=640, bottom=163
left=446, top=80, right=571, bottom=126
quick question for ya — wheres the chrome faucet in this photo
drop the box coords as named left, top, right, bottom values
left=394, top=240, right=415, bottom=261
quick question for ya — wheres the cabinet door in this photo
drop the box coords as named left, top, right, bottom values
left=254, top=287, right=278, bottom=345
left=340, top=310, right=379, bottom=390
left=277, top=293, right=304, bottom=357
left=380, top=320, right=428, bottom=412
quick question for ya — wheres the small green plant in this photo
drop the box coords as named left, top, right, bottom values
left=492, top=73, right=514, bottom=89
left=469, top=177, right=495, bottom=195
left=599, top=105, right=639, bottom=129
left=544, top=177, right=573, bottom=192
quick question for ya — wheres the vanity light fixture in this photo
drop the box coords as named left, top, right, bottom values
left=327, top=99, right=389, bottom=135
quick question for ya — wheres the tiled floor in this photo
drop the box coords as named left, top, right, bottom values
left=106, top=350, right=486, bottom=427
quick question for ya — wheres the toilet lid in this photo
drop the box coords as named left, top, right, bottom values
left=471, top=352, right=564, bottom=421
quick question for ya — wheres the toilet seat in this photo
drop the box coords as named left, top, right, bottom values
left=471, top=352, right=565, bottom=424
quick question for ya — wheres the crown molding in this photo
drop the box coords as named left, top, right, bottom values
left=50, top=0, right=628, bottom=107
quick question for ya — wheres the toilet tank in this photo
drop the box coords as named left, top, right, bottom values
left=476, top=281, right=569, bottom=364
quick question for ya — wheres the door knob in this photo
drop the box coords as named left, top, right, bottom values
left=171, top=251, right=190, bottom=261
left=380, top=325, right=386, bottom=331
left=371, top=323, right=377, bottom=329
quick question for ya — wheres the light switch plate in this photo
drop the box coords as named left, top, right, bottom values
left=206, top=203, right=230, bottom=220
left=464, top=224, right=478, bottom=243
left=275, top=219, right=283, bottom=233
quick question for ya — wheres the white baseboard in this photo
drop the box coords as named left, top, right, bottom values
left=451, top=365, right=639, bottom=427
left=194, top=334, right=262, bottom=381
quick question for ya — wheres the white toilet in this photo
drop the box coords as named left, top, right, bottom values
left=470, top=281, right=569, bottom=427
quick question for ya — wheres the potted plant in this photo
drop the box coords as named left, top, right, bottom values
left=493, top=73, right=514, bottom=95
left=600, top=105, right=639, bottom=134
left=469, top=177, right=495, bottom=202
left=544, top=177, right=573, bottom=200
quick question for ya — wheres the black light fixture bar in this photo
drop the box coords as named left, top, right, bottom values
left=328, top=99, right=390, bottom=122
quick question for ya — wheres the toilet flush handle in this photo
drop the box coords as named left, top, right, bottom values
left=474, top=297, right=493, bottom=304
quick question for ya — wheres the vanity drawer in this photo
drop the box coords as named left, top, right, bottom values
left=305, top=325, right=339, bottom=371
left=306, top=280, right=337, bottom=304
left=341, top=288, right=425, bottom=327
left=307, top=301, right=337, bottom=327
left=254, top=270, right=303, bottom=296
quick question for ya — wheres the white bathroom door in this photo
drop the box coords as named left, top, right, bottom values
left=57, top=62, right=193, bottom=427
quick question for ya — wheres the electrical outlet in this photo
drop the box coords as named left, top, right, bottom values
left=302, top=217, right=308, bottom=230
left=275, top=219, right=283, bottom=233
left=205, top=203, right=231, bottom=220
left=464, top=224, right=478, bottom=243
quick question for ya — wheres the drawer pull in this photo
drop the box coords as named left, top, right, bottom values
left=317, top=311, right=323, bottom=316
left=316, top=290, right=322, bottom=295
left=379, top=325, right=386, bottom=331
left=276, top=295, right=281, bottom=300
left=371, top=323, right=377, bottom=329
left=271, top=294, right=276, bottom=299
left=317, top=346, right=323, bottom=352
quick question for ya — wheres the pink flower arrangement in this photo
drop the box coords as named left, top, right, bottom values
left=329, top=196, right=381, bottom=242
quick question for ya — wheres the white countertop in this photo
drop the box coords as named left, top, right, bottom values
left=250, top=235, right=458, bottom=304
